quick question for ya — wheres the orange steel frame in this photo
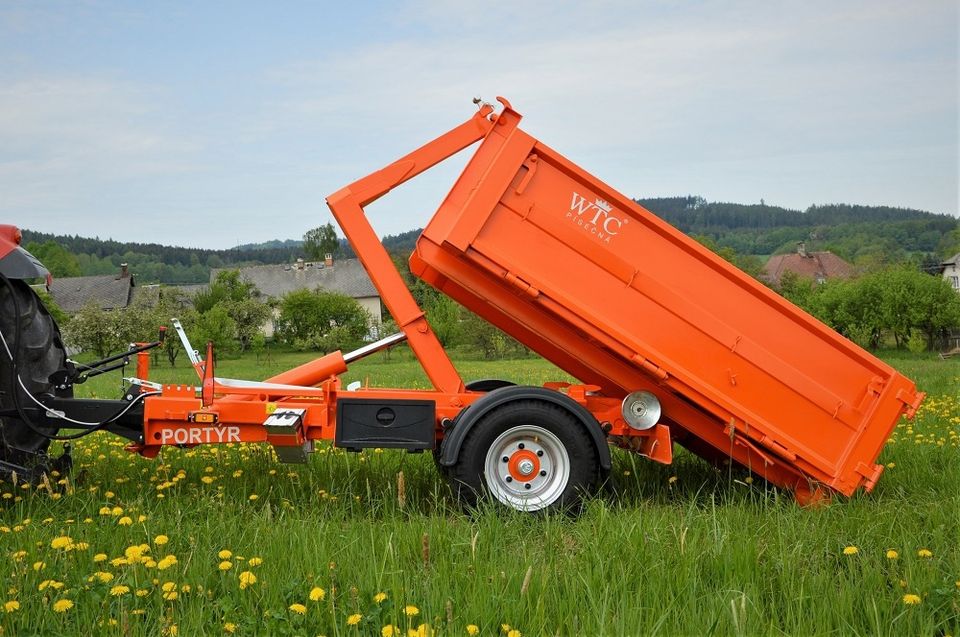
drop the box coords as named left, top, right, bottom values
left=130, top=99, right=671, bottom=466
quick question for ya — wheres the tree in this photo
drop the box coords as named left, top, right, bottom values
left=192, top=270, right=270, bottom=352
left=275, top=289, right=370, bottom=351
left=303, top=223, right=340, bottom=261
left=63, top=303, right=126, bottom=358
left=26, top=241, right=81, bottom=278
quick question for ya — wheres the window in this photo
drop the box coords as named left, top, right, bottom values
left=951, top=276, right=959, bottom=290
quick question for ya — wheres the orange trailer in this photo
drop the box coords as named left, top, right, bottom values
left=2, top=98, right=923, bottom=512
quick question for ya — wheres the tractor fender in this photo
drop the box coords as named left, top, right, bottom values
left=439, top=385, right=611, bottom=473
left=0, top=226, right=49, bottom=280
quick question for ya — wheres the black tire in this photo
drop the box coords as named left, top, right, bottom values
left=0, top=279, right=66, bottom=468
left=447, top=399, right=599, bottom=513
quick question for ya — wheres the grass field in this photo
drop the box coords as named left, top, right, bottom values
left=1, top=349, right=958, bottom=636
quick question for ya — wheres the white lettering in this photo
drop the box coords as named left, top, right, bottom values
left=569, top=192, right=594, bottom=216
left=567, top=191, right=624, bottom=241
left=157, top=425, right=243, bottom=445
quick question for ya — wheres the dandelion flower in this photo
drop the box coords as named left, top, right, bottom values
left=917, top=549, right=932, bottom=558
left=412, top=623, right=432, bottom=637
left=842, top=546, right=858, bottom=555
left=902, top=593, right=921, bottom=605
left=157, top=555, right=178, bottom=570
left=52, top=598, right=74, bottom=613
left=247, top=557, right=263, bottom=566
left=93, top=553, right=107, bottom=563
left=110, top=585, right=130, bottom=596
left=95, top=571, right=114, bottom=583
left=161, top=582, right=177, bottom=592
left=135, top=589, right=149, bottom=597
left=508, top=630, right=522, bottom=637
left=32, top=561, right=45, bottom=571
left=347, top=613, right=362, bottom=625
left=289, top=603, right=307, bottom=615
left=309, top=587, right=326, bottom=602
left=248, top=494, right=258, bottom=501
left=218, top=550, right=232, bottom=560
left=373, top=592, right=387, bottom=604
left=219, top=561, right=232, bottom=571
left=162, top=591, right=178, bottom=601
left=4, top=600, right=20, bottom=613
left=886, top=549, right=899, bottom=560
left=238, top=571, right=257, bottom=590
left=466, top=626, right=479, bottom=636
left=224, top=622, right=236, bottom=633
left=382, top=625, right=397, bottom=637
left=50, top=536, right=72, bottom=549
left=154, top=535, right=169, bottom=545
left=117, top=516, right=133, bottom=526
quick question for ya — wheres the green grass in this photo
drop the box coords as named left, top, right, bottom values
left=1, top=350, right=958, bottom=635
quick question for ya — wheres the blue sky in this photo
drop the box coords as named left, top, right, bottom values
left=2, top=1, right=957, bottom=249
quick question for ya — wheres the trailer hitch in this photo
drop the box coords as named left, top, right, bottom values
left=51, top=327, right=166, bottom=389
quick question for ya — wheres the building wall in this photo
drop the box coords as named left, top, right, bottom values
left=943, top=262, right=960, bottom=292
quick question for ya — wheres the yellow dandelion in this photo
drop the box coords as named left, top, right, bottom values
left=110, top=557, right=128, bottom=567
left=347, top=613, right=362, bottom=625
left=466, top=626, right=479, bottom=636
left=50, top=536, right=72, bottom=549
left=842, top=546, right=858, bottom=555
left=886, top=549, right=899, bottom=559
left=161, top=582, right=176, bottom=592
left=289, top=603, right=307, bottom=615
left=917, top=549, right=933, bottom=558
left=411, top=624, right=432, bottom=637
left=508, top=630, right=522, bottom=637
left=32, top=561, right=45, bottom=571
left=309, top=586, right=326, bottom=601
left=218, top=560, right=233, bottom=571
left=902, top=593, right=921, bottom=605
left=52, top=598, right=74, bottom=613
left=248, top=494, right=259, bottom=501
left=373, top=592, right=387, bottom=604
left=4, top=600, right=20, bottom=613
left=93, top=553, right=107, bottom=562
left=218, top=550, right=232, bottom=560
left=74, top=542, right=89, bottom=551
left=154, top=535, right=169, bottom=545
left=238, top=571, right=257, bottom=590
left=157, top=555, right=178, bottom=570
left=162, top=590, right=178, bottom=601
left=224, top=622, right=237, bottom=633
left=135, top=589, right=149, bottom=597
left=95, top=571, right=114, bottom=583
left=109, top=585, right=130, bottom=596
left=382, top=625, right=397, bottom=637
left=117, top=516, right=133, bottom=526
left=404, top=605, right=419, bottom=617
left=247, top=557, right=263, bottom=566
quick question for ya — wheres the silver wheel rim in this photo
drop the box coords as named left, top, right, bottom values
left=483, top=425, right=570, bottom=511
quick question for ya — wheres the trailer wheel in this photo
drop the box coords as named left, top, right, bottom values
left=0, top=279, right=65, bottom=469
left=448, top=399, right=599, bottom=512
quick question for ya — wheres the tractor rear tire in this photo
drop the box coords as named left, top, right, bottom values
left=0, top=279, right=66, bottom=469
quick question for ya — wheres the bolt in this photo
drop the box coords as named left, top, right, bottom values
left=517, top=459, right=535, bottom=476
left=539, top=470, right=547, bottom=477
left=524, top=484, right=531, bottom=490
left=518, top=443, right=525, bottom=450
left=502, top=456, right=509, bottom=463
left=537, top=450, right=543, bottom=457
left=505, top=476, right=513, bottom=483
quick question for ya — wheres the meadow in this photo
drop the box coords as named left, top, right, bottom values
left=1, top=349, right=958, bottom=636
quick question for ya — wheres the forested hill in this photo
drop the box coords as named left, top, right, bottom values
left=637, top=196, right=958, bottom=259
left=22, top=198, right=959, bottom=284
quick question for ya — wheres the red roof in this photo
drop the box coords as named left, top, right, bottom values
left=763, top=251, right=854, bottom=286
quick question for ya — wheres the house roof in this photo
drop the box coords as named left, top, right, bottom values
left=48, top=273, right=135, bottom=312
left=941, top=253, right=960, bottom=267
left=214, top=259, right=378, bottom=300
left=763, top=251, right=854, bottom=286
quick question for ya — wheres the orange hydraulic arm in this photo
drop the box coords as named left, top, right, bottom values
left=325, top=101, right=505, bottom=394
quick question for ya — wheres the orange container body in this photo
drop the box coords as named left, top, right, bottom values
left=410, top=103, right=923, bottom=499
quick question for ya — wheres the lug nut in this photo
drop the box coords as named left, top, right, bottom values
left=502, top=456, right=509, bottom=463
left=539, top=470, right=547, bottom=476
left=505, top=476, right=513, bottom=483
left=524, top=484, right=531, bottom=490
left=518, top=443, right=525, bottom=449
left=537, top=450, right=543, bottom=457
